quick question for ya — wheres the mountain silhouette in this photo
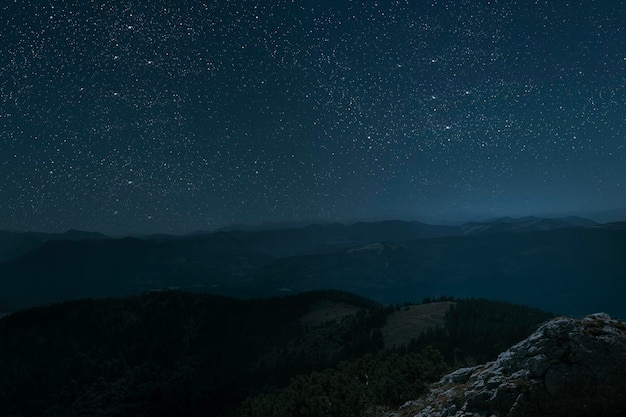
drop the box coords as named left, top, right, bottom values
left=0, top=217, right=623, bottom=318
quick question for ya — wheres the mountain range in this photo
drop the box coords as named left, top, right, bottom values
left=1, top=216, right=625, bottom=318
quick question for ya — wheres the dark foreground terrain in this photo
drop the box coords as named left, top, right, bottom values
left=0, top=290, right=554, bottom=416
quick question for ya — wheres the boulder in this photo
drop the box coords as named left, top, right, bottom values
left=401, top=313, right=626, bottom=417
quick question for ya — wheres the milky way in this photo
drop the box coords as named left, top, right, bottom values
left=1, top=1, right=625, bottom=234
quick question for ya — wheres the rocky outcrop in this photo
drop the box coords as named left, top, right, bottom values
left=399, top=313, right=626, bottom=417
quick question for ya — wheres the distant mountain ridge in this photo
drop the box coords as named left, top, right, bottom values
left=1, top=217, right=624, bottom=318
left=0, top=232, right=270, bottom=310
left=228, top=220, right=457, bottom=257
left=460, top=216, right=597, bottom=235
left=0, top=229, right=110, bottom=262
left=0, top=216, right=600, bottom=262
left=578, top=206, right=626, bottom=224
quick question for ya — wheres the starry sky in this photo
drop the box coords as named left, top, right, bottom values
left=1, top=0, right=625, bottom=235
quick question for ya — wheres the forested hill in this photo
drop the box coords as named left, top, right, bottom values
left=0, top=290, right=553, bottom=416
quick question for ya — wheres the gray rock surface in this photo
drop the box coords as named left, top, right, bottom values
left=400, top=313, right=626, bottom=417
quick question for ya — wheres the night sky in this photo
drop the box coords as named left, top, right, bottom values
left=2, top=1, right=625, bottom=235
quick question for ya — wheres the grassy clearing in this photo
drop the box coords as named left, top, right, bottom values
left=298, top=300, right=360, bottom=325
left=382, top=302, right=455, bottom=349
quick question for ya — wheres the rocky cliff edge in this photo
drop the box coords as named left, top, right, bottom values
left=397, top=313, right=626, bottom=417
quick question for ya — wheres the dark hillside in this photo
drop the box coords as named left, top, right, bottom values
left=410, top=298, right=556, bottom=365
left=237, top=297, right=555, bottom=417
left=0, top=291, right=553, bottom=416
left=0, top=290, right=385, bottom=417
